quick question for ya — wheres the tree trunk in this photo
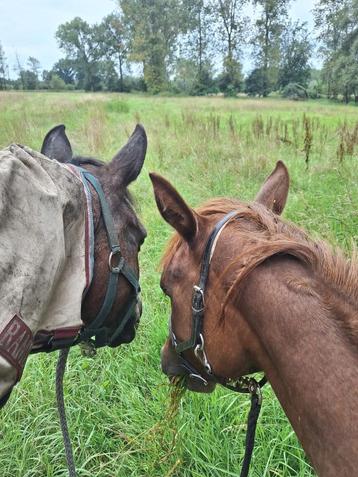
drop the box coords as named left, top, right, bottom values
left=118, top=55, right=124, bottom=92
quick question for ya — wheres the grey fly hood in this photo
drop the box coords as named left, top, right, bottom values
left=0, top=144, right=90, bottom=404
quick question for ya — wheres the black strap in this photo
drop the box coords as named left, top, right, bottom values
left=175, top=210, right=240, bottom=353
left=240, top=390, right=262, bottom=477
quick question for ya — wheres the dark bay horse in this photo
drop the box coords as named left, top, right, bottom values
left=0, top=124, right=147, bottom=407
left=150, top=162, right=358, bottom=477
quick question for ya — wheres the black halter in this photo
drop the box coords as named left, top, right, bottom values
left=77, top=170, right=141, bottom=348
left=31, top=167, right=141, bottom=352
left=170, top=210, right=267, bottom=477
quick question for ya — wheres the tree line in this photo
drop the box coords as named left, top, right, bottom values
left=0, top=0, right=357, bottom=102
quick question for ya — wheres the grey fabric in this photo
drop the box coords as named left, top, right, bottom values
left=0, top=145, right=87, bottom=401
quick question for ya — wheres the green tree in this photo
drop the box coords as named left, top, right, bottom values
left=14, top=53, right=25, bottom=89
left=314, top=0, right=358, bottom=101
left=245, top=67, right=267, bottom=96
left=120, top=0, right=186, bottom=93
left=214, top=0, right=247, bottom=95
left=278, top=21, right=312, bottom=88
left=27, top=57, right=41, bottom=79
left=0, top=42, right=8, bottom=90
left=48, top=74, right=67, bottom=90
left=20, top=70, right=38, bottom=90
left=52, top=58, right=77, bottom=85
left=56, top=17, right=102, bottom=91
left=252, top=0, right=291, bottom=96
left=98, top=13, right=129, bottom=92
left=182, top=0, right=215, bottom=94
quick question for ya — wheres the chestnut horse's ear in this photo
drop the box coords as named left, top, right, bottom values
left=109, top=124, right=147, bottom=187
left=41, top=124, right=73, bottom=163
left=149, top=173, right=197, bottom=241
left=255, top=161, right=289, bottom=215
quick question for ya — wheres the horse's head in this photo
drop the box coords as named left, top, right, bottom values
left=150, top=162, right=289, bottom=392
left=41, top=124, right=147, bottom=346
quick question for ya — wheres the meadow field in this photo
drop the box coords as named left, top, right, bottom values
left=0, top=92, right=357, bottom=477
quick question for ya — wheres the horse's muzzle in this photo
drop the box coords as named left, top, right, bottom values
left=161, top=340, right=216, bottom=393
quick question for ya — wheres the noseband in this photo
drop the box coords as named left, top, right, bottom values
left=170, top=210, right=266, bottom=477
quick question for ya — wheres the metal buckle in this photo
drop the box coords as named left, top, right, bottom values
left=108, top=249, right=124, bottom=273
left=248, top=378, right=262, bottom=405
left=192, top=285, right=205, bottom=313
left=194, top=333, right=212, bottom=374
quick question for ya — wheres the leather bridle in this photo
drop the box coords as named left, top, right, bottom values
left=77, top=169, right=141, bottom=348
left=170, top=209, right=266, bottom=393
left=169, top=210, right=267, bottom=477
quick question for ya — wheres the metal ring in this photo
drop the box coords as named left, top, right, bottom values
left=194, top=333, right=204, bottom=355
left=171, top=331, right=178, bottom=348
left=108, top=249, right=124, bottom=273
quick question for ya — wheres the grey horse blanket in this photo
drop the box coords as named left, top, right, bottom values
left=0, top=144, right=90, bottom=403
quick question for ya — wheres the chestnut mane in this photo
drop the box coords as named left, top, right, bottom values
left=161, top=197, right=358, bottom=344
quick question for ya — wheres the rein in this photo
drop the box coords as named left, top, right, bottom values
left=170, top=210, right=266, bottom=477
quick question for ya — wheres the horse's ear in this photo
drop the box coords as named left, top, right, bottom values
left=41, top=124, right=73, bottom=163
left=149, top=173, right=197, bottom=242
left=255, top=161, right=289, bottom=215
left=108, top=124, right=147, bottom=187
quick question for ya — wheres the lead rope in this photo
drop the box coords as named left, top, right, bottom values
left=56, top=348, right=77, bottom=477
left=240, top=381, right=263, bottom=477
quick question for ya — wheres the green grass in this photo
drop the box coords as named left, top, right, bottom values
left=0, top=91, right=357, bottom=476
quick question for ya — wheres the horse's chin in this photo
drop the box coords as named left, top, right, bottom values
left=109, top=322, right=137, bottom=346
left=185, top=377, right=216, bottom=393
left=168, top=374, right=216, bottom=393
left=109, top=301, right=141, bottom=347
left=110, top=330, right=136, bottom=346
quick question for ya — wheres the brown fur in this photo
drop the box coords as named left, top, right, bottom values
left=151, top=163, right=358, bottom=477
left=162, top=198, right=358, bottom=346
left=41, top=124, right=148, bottom=345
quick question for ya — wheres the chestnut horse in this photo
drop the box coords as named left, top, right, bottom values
left=0, top=123, right=147, bottom=408
left=150, top=162, right=358, bottom=477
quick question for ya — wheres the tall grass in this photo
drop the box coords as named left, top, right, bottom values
left=0, top=92, right=357, bottom=476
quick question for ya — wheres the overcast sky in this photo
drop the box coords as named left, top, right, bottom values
left=0, top=0, right=318, bottom=77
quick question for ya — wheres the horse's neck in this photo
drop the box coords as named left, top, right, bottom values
left=236, top=255, right=358, bottom=477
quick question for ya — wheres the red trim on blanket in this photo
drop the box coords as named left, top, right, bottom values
left=64, top=164, right=92, bottom=292
left=33, top=326, right=81, bottom=348
left=0, top=315, right=33, bottom=381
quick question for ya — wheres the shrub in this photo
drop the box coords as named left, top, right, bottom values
left=281, top=82, right=308, bottom=100
left=48, top=74, right=66, bottom=91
